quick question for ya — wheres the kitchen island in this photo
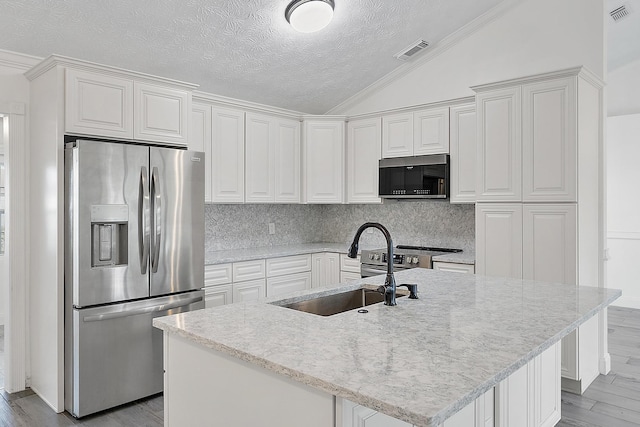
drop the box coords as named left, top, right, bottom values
left=153, top=268, right=620, bottom=427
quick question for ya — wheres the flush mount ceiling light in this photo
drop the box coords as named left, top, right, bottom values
left=285, top=0, right=335, bottom=33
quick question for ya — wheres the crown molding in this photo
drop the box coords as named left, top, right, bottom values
left=0, top=49, right=42, bottom=71
left=24, top=54, right=199, bottom=89
left=470, top=66, right=604, bottom=92
left=193, top=90, right=304, bottom=120
left=326, top=0, right=527, bottom=115
left=346, top=96, right=475, bottom=121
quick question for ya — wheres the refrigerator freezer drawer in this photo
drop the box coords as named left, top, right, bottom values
left=65, top=291, right=204, bottom=418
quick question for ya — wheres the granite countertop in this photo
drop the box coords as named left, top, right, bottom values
left=205, top=242, right=476, bottom=265
left=154, top=269, right=620, bottom=427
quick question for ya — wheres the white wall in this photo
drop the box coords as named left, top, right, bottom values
left=0, top=116, right=5, bottom=326
left=332, top=0, right=605, bottom=115
left=607, top=113, right=640, bottom=309
left=608, top=59, right=640, bottom=117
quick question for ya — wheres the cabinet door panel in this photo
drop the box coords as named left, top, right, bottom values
left=523, top=204, right=576, bottom=285
left=382, top=113, right=413, bottom=158
left=340, top=254, right=361, bottom=273
left=232, top=279, right=266, bottom=303
left=204, top=285, right=232, bottom=308
left=65, top=69, right=134, bottom=139
left=413, top=106, right=449, bottom=155
left=275, top=118, right=301, bottom=203
left=134, top=82, right=189, bottom=145
left=476, top=87, right=522, bottom=201
left=450, top=103, right=476, bottom=203
left=192, top=102, right=212, bottom=202
left=212, top=107, right=245, bottom=203
left=523, top=78, right=576, bottom=202
left=245, top=113, right=275, bottom=202
left=347, top=118, right=381, bottom=203
left=535, top=343, right=561, bottom=427
left=303, top=120, right=345, bottom=203
left=475, top=203, right=523, bottom=278
left=267, top=272, right=312, bottom=298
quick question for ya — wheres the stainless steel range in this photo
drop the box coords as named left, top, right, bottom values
left=360, top=245, right=462, bottom=278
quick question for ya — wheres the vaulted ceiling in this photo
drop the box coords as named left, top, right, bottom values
left=0, top=1, right=637, bottom=114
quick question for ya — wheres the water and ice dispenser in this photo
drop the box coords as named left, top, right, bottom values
left=90, top=205, right=128, bottom=267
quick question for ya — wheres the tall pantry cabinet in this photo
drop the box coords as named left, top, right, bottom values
left=473, top=67, right=605, bottom=394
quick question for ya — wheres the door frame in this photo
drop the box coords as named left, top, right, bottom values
left=0, top=101, right=28, bottom=393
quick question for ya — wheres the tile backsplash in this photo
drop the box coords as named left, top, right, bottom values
left=205, top=201, right=475, bottom=252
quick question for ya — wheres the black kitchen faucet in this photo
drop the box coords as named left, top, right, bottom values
left=347, top=222, right=398, bottom=306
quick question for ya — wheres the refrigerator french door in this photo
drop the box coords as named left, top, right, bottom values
left=64, top=139, right=205, bottom=418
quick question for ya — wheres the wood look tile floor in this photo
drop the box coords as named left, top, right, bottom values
left=0, top=307, right=639, bottom=426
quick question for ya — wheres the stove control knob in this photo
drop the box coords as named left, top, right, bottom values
left=374, top=253, right=380, bottom=261
left=406, top=257, right=414, bottom=264
left=413, top=257, right=419, bottom=264
left=368, top=253, right=374, bottom=260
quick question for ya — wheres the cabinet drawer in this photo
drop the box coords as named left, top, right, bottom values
left=232, top=279, right=266, bottom=303
left=432, top=262, right=475, bottom=274
left=266, top=254, right=312, bottom=277
left=204, top=264, right=233, bottom=286
left=204, top=284, right=232, bottom=308
left=267, top=272, right=312, bottom=298
left=233, top=260, right=266, bottom=282
left=339, top=254, right=360, bottom=273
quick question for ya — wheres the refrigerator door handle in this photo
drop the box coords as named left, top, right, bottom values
left=82, top=296, right=204, bottom=322
left=150, top=166, right=162, bottom=273
left=138, top=167, right=150, bottom=274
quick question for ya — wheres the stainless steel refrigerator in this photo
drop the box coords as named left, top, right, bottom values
left=64, top=139, right=205, bottom=418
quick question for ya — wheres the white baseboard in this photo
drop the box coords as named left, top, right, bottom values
left=600, top=353, right=611, bottom=375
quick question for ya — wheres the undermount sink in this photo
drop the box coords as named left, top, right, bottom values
left=275, top=285, right=409, bottom=317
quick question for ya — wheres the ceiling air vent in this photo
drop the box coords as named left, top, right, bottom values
left=394, top=39, right=430, bottom=61
left=610, top=5, right=629, bottom=22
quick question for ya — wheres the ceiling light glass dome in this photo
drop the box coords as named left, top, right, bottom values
left=285, top=0, right=335, bottom=33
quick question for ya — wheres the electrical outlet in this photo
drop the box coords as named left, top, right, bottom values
left=268, top=223, right=275, bottom=235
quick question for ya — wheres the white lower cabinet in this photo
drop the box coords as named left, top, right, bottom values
left=204, top=285, right=233, bottom=308
left=312, top=252, right=340, bottom=288
left=340, top=254, right=361, bottom=283
left=267, top=272, right=312, bottom=298
left=232, top=278, right=266, bottom=303
left=495, top=342, right=560, bottom=427
left=432, top=262, right=475, bottom=274
left=475, top=203, right=523, bottom=278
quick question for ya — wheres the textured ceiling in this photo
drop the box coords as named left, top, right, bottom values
left=606, top=0, right=640, bottom=71
left=0, top=0, right=505, bottom=113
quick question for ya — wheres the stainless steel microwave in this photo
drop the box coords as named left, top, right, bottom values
left=378, top=154, right=449, bottom=199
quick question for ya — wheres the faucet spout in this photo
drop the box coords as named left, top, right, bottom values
left=348, top=222, right=396, bottom=306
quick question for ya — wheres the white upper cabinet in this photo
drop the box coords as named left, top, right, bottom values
left=65, top=68, right=192, bottom=146
left=413, top=106, right=450, bottom=155
left=65, top=68, right=134, bottom=139
left=274, top=118, right=301, bottom=203
left=449, top=103, right=476, bottom=204
left=382, top=112, right=413, bottom=158
left=245, top=113, right=276, bottom=203
left=382, top=106, right=450, bottom=159
left=191, top=102, right=212, bottom=202
left=347, top=117, right=382, bottom=204
left=303, top=119, right=345, bottom=204
left=245, top=113, right=301, bottom=203
left=476, top=87, right=522, bottom=202
left=211, top=107, right=245, bottom=203
left=133, top=82, right=190, bottom=145
left=522, top=78, right=577, bottom=202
